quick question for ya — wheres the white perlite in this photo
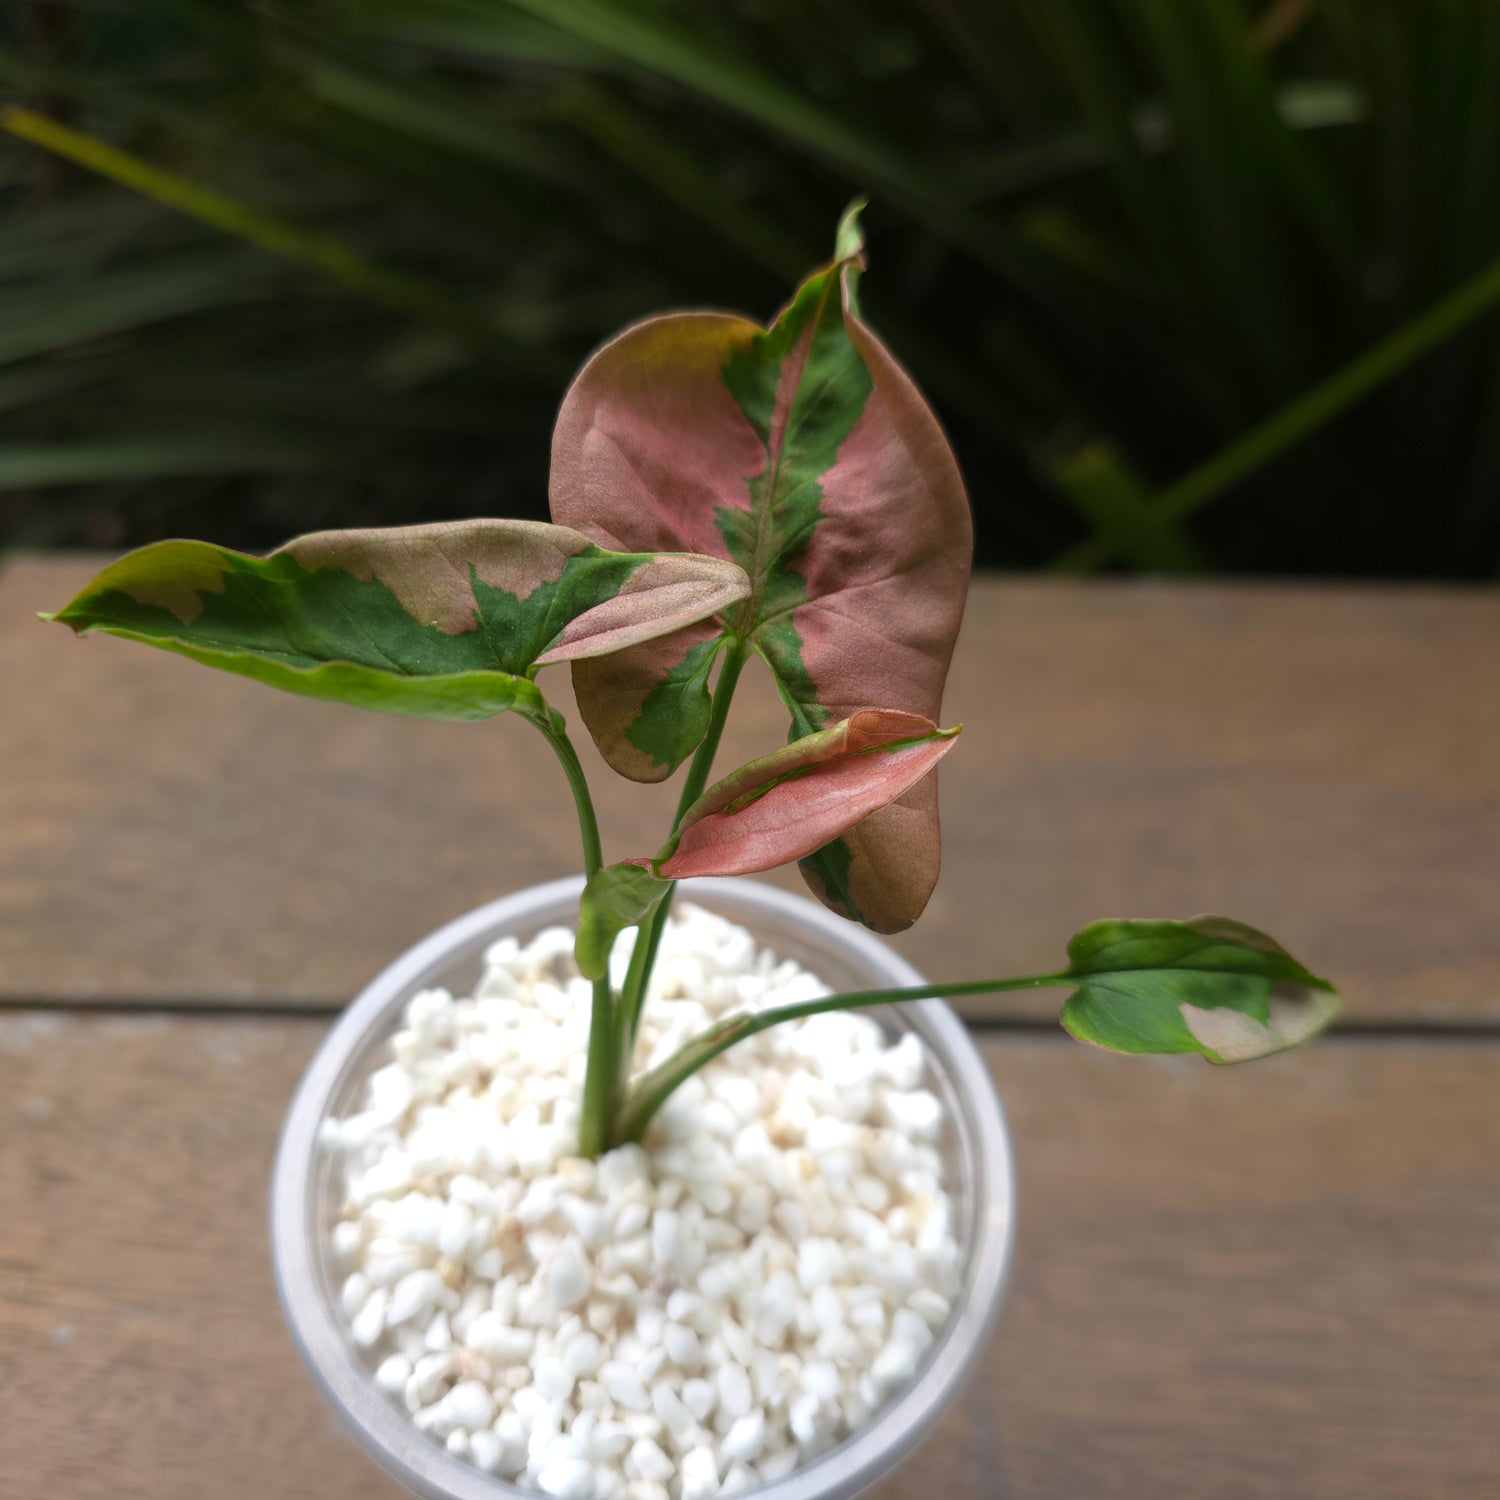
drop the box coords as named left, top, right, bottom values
left=324, top=904, right=959, bottom=1499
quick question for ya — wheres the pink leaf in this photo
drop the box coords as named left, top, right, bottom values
left=651, top=711, right=960, bottom=879
left=534, top=555, right=748, bottom=664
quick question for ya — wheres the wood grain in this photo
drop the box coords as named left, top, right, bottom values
left=1, top=1015, right=1495, bottom=1500
left=3, top=557, right=1497, bottom=1020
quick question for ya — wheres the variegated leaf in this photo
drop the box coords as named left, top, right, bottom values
left=1059, top=917, right=1340, bottom=1063
left=45, top=520, right=748, bottom=723
left=551, top=207, right=972, bottom=932
left=638, top=711, right=960, bottom=880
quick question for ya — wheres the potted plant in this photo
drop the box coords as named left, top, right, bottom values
left=45, top=209, right=1338, bottom=1500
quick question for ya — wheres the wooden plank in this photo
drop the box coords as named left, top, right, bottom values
left=0, top=1014, right=1495, bottom=1499
left=3, top=557, right=1498, bottom=1020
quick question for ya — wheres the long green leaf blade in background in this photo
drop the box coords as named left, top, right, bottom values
left=0, top=105, right=539, bottom=366
left=0, top=257, right=268, bottom=366
left=498, top=0, right=928, bottom=194
left=0, top=440, right=325, bottom=488
left=1057, top=237, right=1500, bottom=571
left=1049, top=441, right=1204, bottom=571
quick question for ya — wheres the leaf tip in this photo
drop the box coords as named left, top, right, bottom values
left=1178, top=982, right=1341, bottom=1064
left=38, top=606, right=85, bottom=633
left=835, top=198, right=868, bottom=262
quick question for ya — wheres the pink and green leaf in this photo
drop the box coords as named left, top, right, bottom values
left=44, top=520, right=748, bottom=724
left=551, top=206, right=972, bottom=931
left=571, top=623, right=727, bottom=782
left=637, top=711, right=960, bottom=880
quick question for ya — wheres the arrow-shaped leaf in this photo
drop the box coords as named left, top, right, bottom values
left=45, top=520, right=749, bottom=724
left=550, top=206, right=972, bottom=932
left=636, top=711, right=960, bottom=880
left=1059, top=916, right=1340, bottom=1063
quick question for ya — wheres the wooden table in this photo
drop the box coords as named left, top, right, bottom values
left=3, top=558, right=1497, bottom=1499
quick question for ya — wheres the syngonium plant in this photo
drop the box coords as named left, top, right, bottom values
left=45, top=209, right=1340, bottom=1156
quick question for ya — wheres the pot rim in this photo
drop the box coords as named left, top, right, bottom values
left=271, top=875, right=1015, bottom=1500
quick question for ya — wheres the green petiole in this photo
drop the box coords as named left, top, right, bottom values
left=610, top=638, right=750, bottom=1098
left=614, top=972, right=1070, bottom=1143
left=534, top=708, right=618, bottom=1158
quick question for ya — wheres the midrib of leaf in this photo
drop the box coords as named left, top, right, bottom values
left=326, top=584, right=412, bottom=676
left=1066, top=983, right=1173, bottom=1048
left=741, top=275, right=838, bottom=632
left=700, top=730, right=946, bottom=819
left=1072, top=960, right=1329, bottom=989
left=716, top=262, right=871, bottom=735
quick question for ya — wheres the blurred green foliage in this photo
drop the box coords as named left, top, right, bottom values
left=3, top=0, right=1500, bottom=576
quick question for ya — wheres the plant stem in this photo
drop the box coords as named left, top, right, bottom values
left=613, top=638, right=749, bottom=1101
left=536, top=713, right=615, bottom=1158
left=616, top=971, right=1072, bottom=1143
left=539, top=715, right=604, bottom=878
left=676, top=637, right=750, bottom=818
left=614, top=903, right=663, bottom=1077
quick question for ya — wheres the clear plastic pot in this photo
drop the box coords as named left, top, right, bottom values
left=271, top=876, right=1015, bottom=1500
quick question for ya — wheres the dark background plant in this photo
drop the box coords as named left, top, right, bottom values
left=4, top=0, right=1500, bottom=577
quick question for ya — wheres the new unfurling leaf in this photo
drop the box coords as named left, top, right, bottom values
left=1059, top=917, right=1340, bottom=1063
left=576, top=862, right=670, bottom=982
left=551, top=206, right=971, bottom=932
left=46, top=520, right=749, bottom=723
left=637, top=711, right=961, bottom=880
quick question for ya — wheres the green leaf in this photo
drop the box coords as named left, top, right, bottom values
left=576, top=862, right=671, bottom=982
left=304, top=61, right=585, bottom=190
left=617, top=630, right=726, bottom=780
left=1059, top=916, right=1339, bottom=1063
left=0, top=106, right=526, bottom=365
left=0, top=256, right=267, bottom=367
left=560, top=89, right=811, bottom=282
left=552, top=208, right=971, bottom=932
left=1056, top=240, right=1500, bottom=573
left=46, top=520, right=749, bottom=724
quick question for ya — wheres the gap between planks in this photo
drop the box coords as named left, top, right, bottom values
left=2, top=994, right=1500, bottom=1045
